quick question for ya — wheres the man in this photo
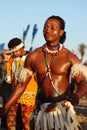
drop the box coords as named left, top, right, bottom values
left=6, top=38, right=28, bottom=130
left=3, top=38, right=38, bottom=130
left=0, top=16, right=87, bottom=130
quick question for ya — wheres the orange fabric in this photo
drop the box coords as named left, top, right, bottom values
left=6, top=56, right=14, bottom=73
left=7, top=104, right=18, bottom=130
left=25, top=74, right=38, bottom=92
left=21, top=104, right=35, bottom=130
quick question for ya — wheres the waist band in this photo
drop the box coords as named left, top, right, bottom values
left=38, top=94, right=65, bottom=103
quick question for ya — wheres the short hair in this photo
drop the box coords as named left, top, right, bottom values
left=8, top=38, right=22, bottom=49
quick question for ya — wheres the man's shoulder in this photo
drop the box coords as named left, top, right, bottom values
left=64, top=47, right=80, bottom=62
left=64, top=47, right=71, bottom=52
left=63, top=47, right=73, bottom=55
left=26, top=46, right=43, bottom=62
left=30, top=46, right=43, bottom=54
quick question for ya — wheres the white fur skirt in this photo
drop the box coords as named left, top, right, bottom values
left=30, top=101, right=82, bottom=130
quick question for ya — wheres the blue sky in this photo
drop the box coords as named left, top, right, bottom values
left=0, top=0, right=87, bottom=57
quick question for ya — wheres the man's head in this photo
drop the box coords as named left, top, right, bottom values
left=3, top=49, right=12, bottom=62
left=43, top=15, right=66, bottom=44
left=8, top=38, right=25, bottom=57
left=0, top=49, right=12, bottom=63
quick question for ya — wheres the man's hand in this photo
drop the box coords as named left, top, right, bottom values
left=0, top=107, right=7, bottom=116
left=65, top=93, right=79, bottom=106
left=69, top=93, right=79, bottom=106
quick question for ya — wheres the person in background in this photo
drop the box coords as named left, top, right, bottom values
left=0, top=16, right=87, bottom=130
left=0, top=49, right=12, bottom=86
left=0, top=49, right=13, bottom=129
left=6, top=38, right=38, bottom=130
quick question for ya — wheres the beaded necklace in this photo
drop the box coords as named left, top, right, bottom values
left=42, top=43, right=64, bottom=96
left=42, top=43, right=64, bottom=55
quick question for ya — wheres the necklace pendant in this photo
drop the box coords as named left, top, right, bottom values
left=46, top=71, right=50, bottom=76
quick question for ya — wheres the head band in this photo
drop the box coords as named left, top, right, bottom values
left=10, top=42, right=24, bottom=52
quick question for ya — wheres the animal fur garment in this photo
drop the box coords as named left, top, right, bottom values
left=16, top=67, right=33, bottom=83
left=30, top=101, right=82, bottom=130
left=70, top=63, right=87, bottom=81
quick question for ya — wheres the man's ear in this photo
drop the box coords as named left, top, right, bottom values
left=60, top=30, right=64, bottom=36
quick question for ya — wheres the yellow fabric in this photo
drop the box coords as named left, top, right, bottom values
left=13, top=59, right=24, bottom=72
left=5, top=56, right=14, bottom=83
left=17, top=93, right=37, bottom=106
left=17, top=74, right=38, bottom=105
left=6, top=56, right=13, bottom=76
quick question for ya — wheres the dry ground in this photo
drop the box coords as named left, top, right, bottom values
left=75, top=96, right=87, bottom=129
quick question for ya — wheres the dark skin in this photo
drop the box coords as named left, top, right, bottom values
left=0, top=18, right=87, bottom=115
left=28, top=47, right=78, bottom=96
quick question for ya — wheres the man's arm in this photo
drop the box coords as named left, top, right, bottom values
left=69, top=63, right=87, bottom=105
left=0, top=76, right=31, bottom=115
left=77, top=81, right=87, bottom=98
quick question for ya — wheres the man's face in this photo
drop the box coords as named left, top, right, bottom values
left=4, top=50, right=12, bottom=62
left=43, top=18, right=64, bottom=44
left=13, top=48, right=23, bottom=57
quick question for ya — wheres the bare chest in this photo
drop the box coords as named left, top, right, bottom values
left=34, top=54, right=70, bottom=76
